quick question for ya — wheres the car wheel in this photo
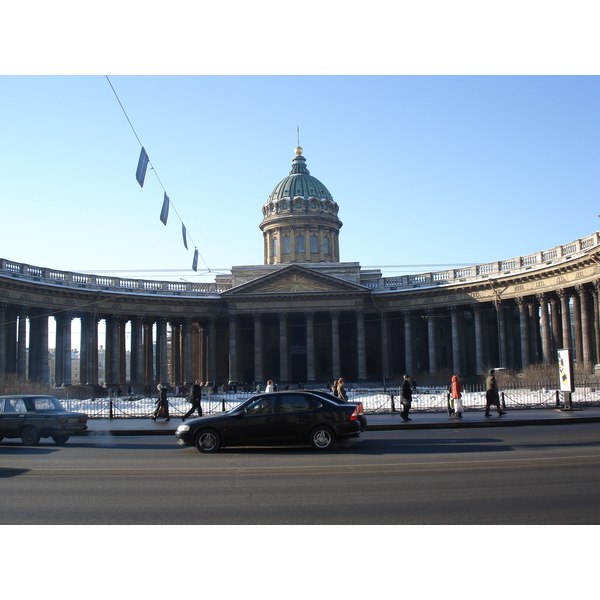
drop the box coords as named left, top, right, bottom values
left=194, top=429, right=221, bottom=453
left=52, top=434, right=70, bottom=445
left=310, top=426, right=335, bottom=451
left=21, top=426, right=41, bottom=446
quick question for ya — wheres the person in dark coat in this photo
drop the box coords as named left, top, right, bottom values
left=182, top=380, right=203, bottom=422
left=485, top=369, right=506, bottom=417
left=400, top=374, right=413, bottom=421
left=152, top=384, right=170, bottom=421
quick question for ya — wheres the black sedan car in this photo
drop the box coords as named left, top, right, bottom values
left=0, top=395, right=88, bottom=445
left=308, top=390, right=367, bottom=431
left=175, top=390, right=362, bottom=453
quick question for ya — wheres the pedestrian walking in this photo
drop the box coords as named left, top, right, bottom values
left=450, top=374, right=463, bottom=418
left=265, top=380, right=275, bottom=393
left=152, top=384, right=170, bottom=421
left=485, top=369, right=506, bottom=417
left=182, top=380, right=203, bottom=422
left=337, top=378, right=348, bottom=401
left=400, top=374, right=413, bottom=421
left=331, top=379, right=339, bottom=396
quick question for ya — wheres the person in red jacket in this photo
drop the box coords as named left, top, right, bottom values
left=451, top=374, right=463, bottom=419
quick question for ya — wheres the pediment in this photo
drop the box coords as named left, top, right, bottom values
left=222, top=264, right=368, bottom=296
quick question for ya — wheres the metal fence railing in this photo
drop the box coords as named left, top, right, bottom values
left=58, top=385, right=600, bottom=419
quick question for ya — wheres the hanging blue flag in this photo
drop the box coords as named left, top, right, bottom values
left=182, top=223, right=188, bottom=249
left=192, top=248, right=198, bottom=272
left=136, top=147, right=149, bottom=187
left=160, top=193, right=169, bottom=225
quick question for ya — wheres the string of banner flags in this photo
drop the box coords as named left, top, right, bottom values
left=106, top=76, right=209, bottom=273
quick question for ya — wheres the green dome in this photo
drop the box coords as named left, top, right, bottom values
left=267, top=152, right=334, bottom=204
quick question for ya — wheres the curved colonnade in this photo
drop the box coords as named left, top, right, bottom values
left=1, top=231, right=600, bottom=388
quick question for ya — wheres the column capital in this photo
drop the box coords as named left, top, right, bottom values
left=515, top=296, right=529, bottom=307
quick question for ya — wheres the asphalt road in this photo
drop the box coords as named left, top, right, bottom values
left=2, top=423, right=600, bottom=524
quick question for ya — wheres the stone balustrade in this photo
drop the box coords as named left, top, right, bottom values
left=2, top=231, right=599, bottom=295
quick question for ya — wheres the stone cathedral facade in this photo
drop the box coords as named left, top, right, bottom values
left=2, top=148, right=600, bottom=388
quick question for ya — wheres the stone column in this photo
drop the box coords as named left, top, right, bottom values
left=157, top=317, right=168, bottom=384
left=426, top=309, right=438, bottom=374
left=571, top=292, right=583, bottom=364
left=144, top=320, right=155, bottom=385
left=130, top=316, right=144, bottom=385
left=403, top=311, right=414, bottom=375
left=516, top=297, right=530, bottom=370
left=0, top=303, right=7, bottom=376
left=228, top=315, right=238, bottom=383
left=550, top=295, right=561, bottom=353
left=253, top=313, right=263, bottom=383
left=208, top=317, right=217, bottom=385
left=4, top=306, right=17, bottom=375
left=278, top=313, right=289, bottom=383
left=28, top=313, right=39, bottom=382
left=593, top=282, right=600, bottom=365
left=79, top=314, right=89, bottom=385
left=356, top=309, right=367, bottom=381
left=537, top=293, right=552, bottom=364
left=55, top=315, right=65, bottom=386
left=17, top=309, right=28, bottom=378
left=306, top=311, right=315, bottom=383
left=106, top=315, right=120, bottom=386
left=182, top=318, right=193, bottom=385
left=558, top=289, right=572, bottom=350
left=171, top=322, right=181, bottom=384
left=473, top=305, right=485, bottom=375
left=118, top=319, right=127, bottom=386
left=496, top=301, right=508, bottom=369
left=30, top=310, right=49, bottom=384
left=380, top=312, right=390, bottom=381
left=529, top=300, right=541, bottom=364
left=577, top=284, right=593, bottom=369
left=331, top=310, right=341, bottom=379
left=64, top=313, right=72, bottom=386
left=450, top=307, right=462, bottom=374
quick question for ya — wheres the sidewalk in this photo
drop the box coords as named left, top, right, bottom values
left=85, top=406, right=600, bottom=436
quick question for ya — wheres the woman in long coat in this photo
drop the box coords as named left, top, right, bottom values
left=152, top=384, right=170, bottom=421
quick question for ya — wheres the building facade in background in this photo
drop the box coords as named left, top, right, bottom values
left=1, top=149, right=600, bottom=389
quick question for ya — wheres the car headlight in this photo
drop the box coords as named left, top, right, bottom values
left=176, top=425, right=190, bottom=433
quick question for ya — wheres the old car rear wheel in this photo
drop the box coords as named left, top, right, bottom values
left=310, top=426, right=335, bottom=451
left=195, top=429, right=221, bottom=453
left=52, top=434, right=70, bottom=445
left=21, top=426, right=41, bottom=446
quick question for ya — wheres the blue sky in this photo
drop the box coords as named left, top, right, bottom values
left=2, top=74, right=599, bottom=283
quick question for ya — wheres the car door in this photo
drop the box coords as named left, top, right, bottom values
left=224, top=394, right=283, bottom=446
left=272, top=394, right=318, bottom=442
left=0, top=398, right=28, bottom=438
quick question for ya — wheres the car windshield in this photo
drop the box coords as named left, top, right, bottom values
left=28, top=396, right=64, bottom=411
